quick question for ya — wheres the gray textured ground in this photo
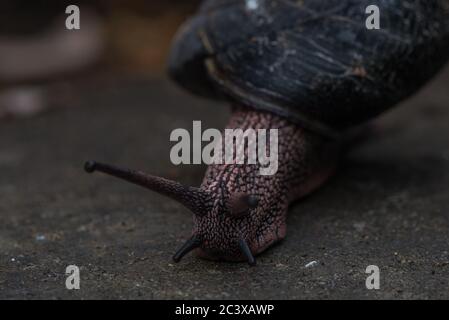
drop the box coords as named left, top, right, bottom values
left=1, top=65, right=449, bottom=300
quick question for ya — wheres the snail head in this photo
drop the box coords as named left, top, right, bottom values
left=84, top=161, right=288, bottom=266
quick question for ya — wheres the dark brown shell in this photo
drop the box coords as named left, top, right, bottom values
left=169, top=0, right=449, bottom=135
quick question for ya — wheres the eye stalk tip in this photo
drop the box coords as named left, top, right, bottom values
left=84, top=161, right=97, bottom=173
left=172, top=236, right=202, bottom=263
left=238, top=238, right=256, bottom=266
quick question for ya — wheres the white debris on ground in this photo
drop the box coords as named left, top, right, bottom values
left=305, top=261, right=318, bottom=268
left=246, top=0, right=259, bottom=11
left=35, top=234, right=46, bottom=241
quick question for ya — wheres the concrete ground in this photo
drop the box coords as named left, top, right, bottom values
left=1, top=65, right=449, bottom=300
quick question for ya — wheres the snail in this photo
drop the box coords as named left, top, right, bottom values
left=85, top=0, right=449, bottom=266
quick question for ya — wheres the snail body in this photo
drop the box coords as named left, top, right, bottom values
left=86, top=0, right=449, bottom=265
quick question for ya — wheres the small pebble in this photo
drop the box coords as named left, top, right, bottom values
left=35, top=234, right=46, bottom=241
left=246, top=0, right=259, bottom=11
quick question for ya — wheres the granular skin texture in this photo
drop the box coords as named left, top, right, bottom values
left=194, top=106, right=339, bottom=261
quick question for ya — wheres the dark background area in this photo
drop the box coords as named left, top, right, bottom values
left=0, top=1, right=449, bottom=299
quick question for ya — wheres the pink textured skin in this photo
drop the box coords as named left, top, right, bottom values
left=194, top=106, right=340, bottom=261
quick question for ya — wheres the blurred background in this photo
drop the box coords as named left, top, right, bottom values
left=0, top=0, right=201, bottom=119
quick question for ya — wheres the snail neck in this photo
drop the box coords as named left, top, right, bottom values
left=201, top=106, right=339, bottom=202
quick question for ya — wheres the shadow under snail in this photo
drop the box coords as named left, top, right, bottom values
left=85, top=0, right=449, bottom=266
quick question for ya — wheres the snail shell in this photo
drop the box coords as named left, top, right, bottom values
left=169, top=0, right=449, bottom=136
